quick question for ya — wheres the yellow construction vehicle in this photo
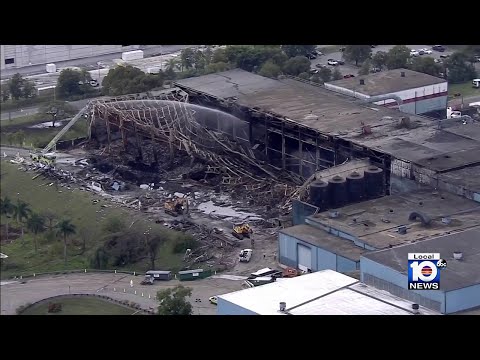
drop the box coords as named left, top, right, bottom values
left=232, top=222, right=253, bottom=240
left=29, top=152, right=57, bottom=166
left=164, top=196, right=189, bottom=217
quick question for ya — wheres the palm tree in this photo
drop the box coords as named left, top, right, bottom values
left=166, top=58, right=180, bottom=72
left=27, top=213, right=45, bottom=253
left=13, top=199, right=31, bottom=245
left=56, top=219, right=76, bottom=264
left=0, top=197, right=14, bottom=242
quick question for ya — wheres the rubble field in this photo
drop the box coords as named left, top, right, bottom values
left=8, top=140, right=297, bottom=274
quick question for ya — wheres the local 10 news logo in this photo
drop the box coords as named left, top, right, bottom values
left=408, top=253, right=447, bottom=290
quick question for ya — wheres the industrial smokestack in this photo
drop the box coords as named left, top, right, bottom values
left=359, top=79, right=365, bottom=85
left=401, top=71, right=406, bottom=77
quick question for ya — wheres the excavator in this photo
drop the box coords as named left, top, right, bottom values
left=232, top=222, right=253, bottom=240
left=164, top=195, right=189, bottom=217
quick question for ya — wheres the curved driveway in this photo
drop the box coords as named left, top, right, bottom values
left=1, top=272, right=244, bottom=315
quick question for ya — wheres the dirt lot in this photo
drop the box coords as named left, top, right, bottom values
left=0, top=272, right=246, bottom=315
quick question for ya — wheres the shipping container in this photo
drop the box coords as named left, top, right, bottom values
left=178, top=269, right=212, bottom=281
left=121, top=50, right=144, bottom=62
left=145, top=270, right=172, bottom=281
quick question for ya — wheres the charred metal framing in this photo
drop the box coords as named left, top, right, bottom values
left=176, top=84, right=391, bottom=185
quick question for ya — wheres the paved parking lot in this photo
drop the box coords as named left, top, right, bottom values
left=311, top=45, right=458, bottom=78
left=0, top=272, right=245, bottom=315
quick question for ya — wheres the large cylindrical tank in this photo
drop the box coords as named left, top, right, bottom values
left=328, top=175, right=348, bottom=209
left=347, top=171, right=365, bottom=203
left=309, top=180, right=330, bottom=211
left=364, top=166, right=384, bottom=199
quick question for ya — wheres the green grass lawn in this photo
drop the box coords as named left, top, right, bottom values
left=448, top=81, right=480, bottom=99
left=21, top=296, right=141, bottom=315
left=0, top=161, right=185, bottom=278
left=1, top=118, right=88, bottom=148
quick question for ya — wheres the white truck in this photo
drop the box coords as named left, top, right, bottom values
left=239, top=249, right=253, bottom=263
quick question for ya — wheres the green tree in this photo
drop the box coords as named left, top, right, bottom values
left=26, top=213, right=45, bottom=253
left=102, top=65, right=164, bottom=96
left=180, top=48, right=195, bottom=70
left=57, top=69, right=90, bottom=98
left=258, top=60, right=281, bottom=78
left=372, top=51, right=388, bottom=70
left=359, top=60, right=371, bottom=75
left=386, top=45, right=410, bottom=69
left=318, top=67, right=332, bottom=83
left=165, top=58, right=180, bottom=72
left=7, top=73, right=25, bottom=100
left=147, top=235, right=163, bottom=270
left=332, top=68, right=343, bottom=80
left=311, top=73, right=321, bottom=83
left=283, top=56, right=311, bottom=76
left=212, top=48, right=228, bottom=63
left=298, top=72, right=310, bottom=80
left=13, top=199, right=31, bottom=245
left=56, top=219, right=76, bottom=264
left=14, top=130, right=25, bottom=146
left=102, top=216, right=126, bottom=234
left=193, top=50, right=206, bottom=70
left=22, top=80, right=37, bottom=99
left=204, top=61, right=229, bottom=74
left=7, top=133, right=16, bottom=146
left=0, top=197, right=15, bottom=242
left=1, top=84, right=10, bottom=102
left=445, top=52, right=478, bottom=84
left=156, top=285, right=193, bottom=315
left=281, top=45, right=316, bottom=58
left=343, top=45, right=372, bottom=66
left=408, top=57, right=442, bottom=77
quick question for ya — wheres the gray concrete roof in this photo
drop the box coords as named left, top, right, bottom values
left=280, top=224, right=367, bottom=261
left=175, top=70, right=480, bottom=173
left=307, top=189, right=480, bottom=250
left=439, top=165, right=480, bottom=193
left=326, top=68, right=446, bottom=96
left=362, top=227, right=480, bottom=291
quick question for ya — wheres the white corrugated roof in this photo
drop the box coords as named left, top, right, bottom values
left=218, top=270, right=440, bottom=315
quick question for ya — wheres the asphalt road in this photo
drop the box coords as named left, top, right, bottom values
left=0, top=45, right=196, bottom=80
left=0, top=272, right=244, bottom=315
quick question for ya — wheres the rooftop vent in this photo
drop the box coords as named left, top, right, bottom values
left=401, top=71, right=406, bottom=77
left=453, top=251, right=463, bottom=260
left=441, top=217, right=452, bottom=225
left=329, top=211, right=339, bottom=218
left=398, top=225, right=407, bottom=235
left=412, top=303, right=419, bottom=314
left=279, top=302, right=287, bottom=312
left=359, top=79, right=365, bottom=85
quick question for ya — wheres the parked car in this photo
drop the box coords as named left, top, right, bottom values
left=315, top=50, right=324, bottom=56
left=327, top=59, right=338, bottom=66
left=343, top=74, right=355, bottom=78
left=306, top=53, right=317, bottom=60
left=432, top=45, right=446, bottom=52
left=310, top=69, right=319, bottom=74
left=474, top=55, right=480, bottom=62
left=339, top=47, right=346, bottom=52
left=410, top=50, right=420, bottom=57
left=209, top=296, right=218, bottom=305
left=420, top=48, right=432, bottom=54
left=336, top=59, right=345, bottom=65
left=440, top=54, right=450, bottom=59
left=89, top=79, right=99, bottom=87
left=434, top=58, right=443, bottom=64
left=371, top=67, right=381, bottom=73
left=315, top=63, right=327, bottom=69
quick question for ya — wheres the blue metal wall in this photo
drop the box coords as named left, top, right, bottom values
left=445, top=285, right=480, bottom=314
left=397, top=96, right=447, bottom=115
left=316, top=246, right=336, bottom=271
left=217, top=298, right=258, bottom=315
left=337, top=255, right=357, bottom=272
left=279, top=232, right=359, bottom=272
left=361, top=257, right=445, bottom=312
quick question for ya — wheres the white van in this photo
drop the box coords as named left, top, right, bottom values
left=472, top=79, right=480, bottom=89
